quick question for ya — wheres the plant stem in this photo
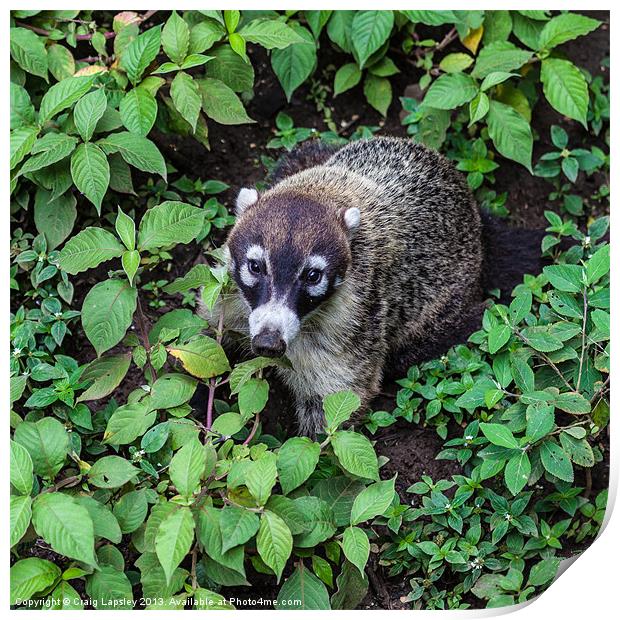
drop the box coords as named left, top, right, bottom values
left=576, top=288, right=588, bottom=392
left=205, top=309, right=225, bottom=431
left=135, top=294, right=157, bottom=380
left=243, top=413, right=260, bottom=446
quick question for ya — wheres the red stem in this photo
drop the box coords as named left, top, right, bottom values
left=243, top=413, right=260, bottom=446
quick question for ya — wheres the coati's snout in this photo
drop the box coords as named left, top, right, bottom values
left=226, top=186, right=361, bottom=353
left=251, top=330, right=286, bottom=358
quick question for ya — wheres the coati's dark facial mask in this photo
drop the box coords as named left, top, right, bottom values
left=226, top=187, right=360, bottom=358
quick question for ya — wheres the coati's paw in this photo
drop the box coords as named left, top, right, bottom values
left=296, top=398, right=326, bottom=439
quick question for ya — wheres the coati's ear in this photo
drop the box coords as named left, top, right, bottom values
left=235, top=187, right=258, bottom=216
left=342, top=207, right=360, bottom=237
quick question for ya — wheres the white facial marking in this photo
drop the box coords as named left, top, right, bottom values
left=307, top=255, right=327, bottom=270
left=235, top=187, right=258, bottom=215
left=240, top=245, right=266, bottom=287
left=249, top=298, right=300, bottom=344
left=305, top=255, right=329, bottom=297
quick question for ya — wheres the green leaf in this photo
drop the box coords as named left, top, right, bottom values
left=169, top=437, right=206, bottom=496
left=271, top=25, right=316, bottom=101
left=162, top=11, right=190, bottom=65
left=504, top=451, right=531, bottom=495
left=113, top=489, right=148, bottom=533
left=439, top=52, right=474, bottom=73
left=468, top=91, right=490, bottom=126
left=350, top=477, right=395, bottom=525
left=155, top=507, right=195, bottom=585
left=86, top=565, right=134, bottom=609
left=74, top=495, right=122, bottom=544
left=528, top=558, right=560, bottom=586
left=97, top=132, right=165, bottom=182
left=121, top=25, right=162, bottom=84
left=197, top=77, right=255, bottom=125
left=58, top=227, right=124, bottom=275
left=138, top=201, right=206, bottom=250
left=34, top=190, right=77, bottom=251
left=10, top=127, right=38, bottom=170
left=331, top=431, right=379, bottom=481
left=11, top=495, right=32, bottom=547
left=481, top=71, right=520, bottom=91
left=342, top=526, right=370, bottom=576
left=277, top=437, right=321, bottom=494
left=543, top=264, right=584, bottom=292
left=164, top=264, right=214, bottom=294
left=560, top=432, right=595, bottom=467
left=312, top=476, right=366, bottom=527
left=88, top=456, right=139, bottom=489
left=171, top=72, right=202, bottom=131
left=10, top=558, right=60, bottom=606
left=39, top=75, right=96, bottom=123
left=526, top=403, right=555, bottom=442
left=220, top=506, right=260, bottom=553
left=487, top=100, right=533, bottom=171
left=554, top=392, right=591, bottom=414
left=277, top=563, right=331, bottom=609
left=479, top=422, right=519, bottom=449
left=119, top=87, right=157, bottom=136
left=540, top=58, right=588, bottom=127
left=323, top=390, right=361, bottom=431
left=238, top=378, right=269, bottom=416
left=246, top=454, right=278, bottom=506
left=521, top=326, right=563, bottom=352
left=540, top=440, right=574, bottom=482
left=351, top=10, right=394, bottom=68
left=256, top=510, right=293, bottom=583
left=363, top=73, right=392, bottom=116
left=32, top=492, right=97, bottom=566
left=239, top=19, right=304, bottom=49
left=10, top=26, right=47, bottom=80
left=10, top=439, right=34, bottom=496
left=471, top=41, right=531, bottom=79
left=70, top=143, right=110, bottom=212
left=82, top=278, right=138, bottom=356
left=189, top=20, right=224, bottom=54
left=205, top=45, right=253, bottom=92
left=167, top=335, right=230, bottom=379
left=77, top=354, right=131, bottom=403
left=586, top=244, right=609, bottom=285
left=103, top=402, right=156, bottom=445
left=150, top=373, right=198, bottom=409
left=401, top=10, right=458, bottom=26
left=47, top=43, right=75, bottom=81
left=488, top=323, right=511, bottom=353
left=334, top=63, right=362, bottom=96
left=48, top=581, right=84, bottom=609
left=74, top=89, right=107, bottom=142
left=18, top=133, right=78, bottom=176
left=538, top=13, right=600, bottom=50
left=14, top=418, right=68, bottom=480
left=423, top=73, right=479, bottom=110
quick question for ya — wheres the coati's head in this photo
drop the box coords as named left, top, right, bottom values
left=226, top=187, right=360, bottom=358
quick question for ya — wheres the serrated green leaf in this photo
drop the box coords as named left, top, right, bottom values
left=138, top=201, right=205, bottom=250
left=119, top=87, right=157, bottom=136
left=70, top=143, right=110, bottom=212
left=74, top=89, right=108, bottom=142
left=256, top=510, right=292, bottom=583
left=277, top=437, right=321, bottom=494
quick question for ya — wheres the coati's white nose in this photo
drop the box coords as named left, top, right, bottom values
left=248, top=299, right=300, bottom=346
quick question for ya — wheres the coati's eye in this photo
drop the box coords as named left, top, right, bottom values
left=305, top=268, right=322, bottom=285
left=248, top=259, right=261, bottom=275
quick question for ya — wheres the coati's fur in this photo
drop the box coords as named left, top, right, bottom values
left=199, top=137, right=543, bottom=436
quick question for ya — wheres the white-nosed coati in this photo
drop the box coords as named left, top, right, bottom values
left=198, top=137, right=544, bottom=437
